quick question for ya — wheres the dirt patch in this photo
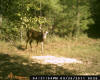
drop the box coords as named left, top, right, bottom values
left=32, top=55, right=82, bottom=66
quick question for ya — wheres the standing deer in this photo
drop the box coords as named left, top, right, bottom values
left=26, top=29, right=48, bottom=53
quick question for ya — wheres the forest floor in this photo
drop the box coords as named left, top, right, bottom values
left=0, top=36, right=100, bottom=79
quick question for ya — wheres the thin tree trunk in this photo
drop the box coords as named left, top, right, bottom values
left=40, top=0, right=42, bottom=16
left=20, top=27, right=23, bottom=43
left=0, top=14, right=2, bottom=27
left=75, top=0, right=80, bottom=38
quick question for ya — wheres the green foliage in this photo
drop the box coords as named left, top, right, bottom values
left=0, top=0, right=96, bottom=41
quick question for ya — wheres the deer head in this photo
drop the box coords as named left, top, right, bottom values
left=43, top=30, right=48, bottom=39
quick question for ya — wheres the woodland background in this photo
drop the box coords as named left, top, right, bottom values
left=0, top=0, right=100, bottom=79
left=0, top=0, right=100, bottom=40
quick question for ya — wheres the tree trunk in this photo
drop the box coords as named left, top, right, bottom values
left=20, top=27, right=23, bottom=43
left=0, top=14, right=2, bottom=27
left=75, top=0, right=80, bottom=38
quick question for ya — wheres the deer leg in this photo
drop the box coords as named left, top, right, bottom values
left=35, top=41, right=38, bottom=54
left=26, top=39, right=29, bottom=49
left=36, top=41, right=38, bottom=47
left=41, top=42, right=44, bottom=54
left=29, top=40, right=33, bottom=51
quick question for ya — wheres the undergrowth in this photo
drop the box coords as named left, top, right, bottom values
left=0, top=35, right=100, bottom=79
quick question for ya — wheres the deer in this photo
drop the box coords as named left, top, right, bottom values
left=25, top=29, right=48, bottom=53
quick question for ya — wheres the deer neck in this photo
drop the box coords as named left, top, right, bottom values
left=43, top=34, right=47, bottom=39
left=43, top=31, right=48, bottom=39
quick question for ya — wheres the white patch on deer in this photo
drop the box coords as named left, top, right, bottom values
left=43, top=31, right=48, bottom=39
left=32, top=55, right=82, bottom=66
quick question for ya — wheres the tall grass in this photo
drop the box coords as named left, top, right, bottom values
left=0, top=35, right=100, bottom=76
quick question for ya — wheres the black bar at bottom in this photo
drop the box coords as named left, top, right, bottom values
left=30, top=76, right=100, bottom=80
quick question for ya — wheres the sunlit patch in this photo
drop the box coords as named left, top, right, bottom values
left=22, top=62, right=28, bottom=65
left=32, top=55, right=82, bottom=66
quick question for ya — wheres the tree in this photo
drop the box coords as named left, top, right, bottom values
left=0, top=0, right=95, bottom=41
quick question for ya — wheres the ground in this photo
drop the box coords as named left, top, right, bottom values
left=0, top=36, right=100, bottom=79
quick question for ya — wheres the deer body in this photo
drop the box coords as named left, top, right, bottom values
left=26, top=29, right=48, bottom=53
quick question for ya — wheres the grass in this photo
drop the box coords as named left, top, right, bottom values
left=0, top=35, right=100, bottom=79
